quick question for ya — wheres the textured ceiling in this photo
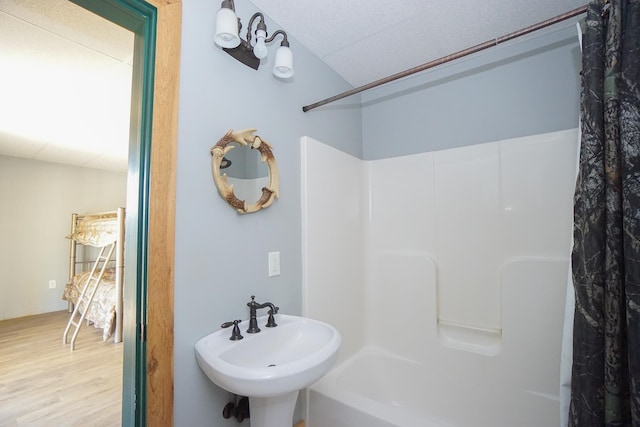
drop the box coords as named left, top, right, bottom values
left=248, top=0, right=589, bottom=87
left=0, top=0, right=133, bottom=172
left=1, top=0, right=589, bottom=172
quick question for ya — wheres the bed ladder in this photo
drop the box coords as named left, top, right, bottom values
left=62, top=242, right=116, bottom=350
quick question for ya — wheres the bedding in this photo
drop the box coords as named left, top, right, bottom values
left=67, top=213, right=119, bottom=247
left=62, top=269, right=118, bottom=341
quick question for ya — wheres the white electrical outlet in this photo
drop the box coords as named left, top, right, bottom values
left=268, top=251, right=280, bottom=277
left=49, top=280, right=56, bottom=289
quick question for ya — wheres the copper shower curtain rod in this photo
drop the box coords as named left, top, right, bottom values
left=302, top=5, right=588, bottom=113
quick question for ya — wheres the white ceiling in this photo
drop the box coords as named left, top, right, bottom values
left=249, top=0, right=588, bottom=87
left=0, top=0, right=588, bottom=172
left=0, top=0, right=133, bottom=172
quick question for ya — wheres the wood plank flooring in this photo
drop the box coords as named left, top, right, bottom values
left=0, top=310, right=122, bottom=426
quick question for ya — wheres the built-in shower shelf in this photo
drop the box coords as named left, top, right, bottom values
left=437, top=320, right=502, bottom=356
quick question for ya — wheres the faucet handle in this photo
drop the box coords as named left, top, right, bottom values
left=221, top=319, right=243, bottom=341
left=266, top=306, right=279, bottom=327
left=247, top=295, right=257, bottom=307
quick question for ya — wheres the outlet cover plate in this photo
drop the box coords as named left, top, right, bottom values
left=268, top=252, right=280, bottom=277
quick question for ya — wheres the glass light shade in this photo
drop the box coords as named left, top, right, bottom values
left=214, top=7, right=240, bottom=48
left=273, top=45, right=294, bottom=78
left=253, top=29, right=268, bottom=59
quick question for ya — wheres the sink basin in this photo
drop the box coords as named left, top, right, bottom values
left=195, top=314, right=341, bottom=397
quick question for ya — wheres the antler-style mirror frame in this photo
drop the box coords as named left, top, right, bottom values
left=210, top=129, right=280, bottom=214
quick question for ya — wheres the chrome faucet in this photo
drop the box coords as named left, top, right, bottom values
left=246, top=295, right=279, bottom=333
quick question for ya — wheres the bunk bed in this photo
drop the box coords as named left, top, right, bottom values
left=62, top=208, right=125, bottom=348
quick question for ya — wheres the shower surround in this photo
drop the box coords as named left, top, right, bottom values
left=301, top=129, right=578, bottom=427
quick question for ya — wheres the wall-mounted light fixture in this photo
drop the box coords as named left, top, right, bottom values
left=214, top=0, right=294, bottom=79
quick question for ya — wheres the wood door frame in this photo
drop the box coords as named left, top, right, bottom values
left=143, top=1, right=180, bottom=425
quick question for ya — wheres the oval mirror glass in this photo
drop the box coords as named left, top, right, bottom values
left=221, top=142, right=269, bottom=203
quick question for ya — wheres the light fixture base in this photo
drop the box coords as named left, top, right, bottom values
left=223, top=41, right=260, bottom=70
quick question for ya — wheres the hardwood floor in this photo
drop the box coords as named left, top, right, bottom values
left=0, top=310, right=122, bottom=426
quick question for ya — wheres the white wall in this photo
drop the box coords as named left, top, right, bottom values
left=303, top=129, right=578, bottom=426
left=0, top=155, right=126, bottom=320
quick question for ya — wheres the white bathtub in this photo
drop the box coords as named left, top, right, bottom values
left=308, top=345, right=562, bottom=427
left=309, top=348, right=447, bottom=427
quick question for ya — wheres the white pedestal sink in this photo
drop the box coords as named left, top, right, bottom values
left=195, top=314, right=341, bottom=427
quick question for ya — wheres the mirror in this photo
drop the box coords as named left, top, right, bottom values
left=222, top=140, right=269, bottom=202
left=210, top=129, right=280, bottom=213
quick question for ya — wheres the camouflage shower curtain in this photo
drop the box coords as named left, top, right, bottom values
left=569, top=0, right=640, bottom=425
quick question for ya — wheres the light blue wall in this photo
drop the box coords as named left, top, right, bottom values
left=173, top=4, right=583, bottom=424
left=362, top=24, right=582, bottom=159
left=173, top=1, right=361, bottom=425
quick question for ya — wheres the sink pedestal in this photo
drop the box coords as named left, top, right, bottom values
left=249, top=391, right=299, bottom=427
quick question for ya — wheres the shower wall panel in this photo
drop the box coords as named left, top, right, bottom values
left=432, top=142, right=502, bottom=331
left=304, top=128, right=578, bottom=356
left=302, top=126, right=579, bottom=427
left=367, top=129, right=578, bottom=354
left=301, top=136, right=366, bottom=362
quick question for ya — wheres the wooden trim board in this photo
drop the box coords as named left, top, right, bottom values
left=144, top=0, right=181, bottom=425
